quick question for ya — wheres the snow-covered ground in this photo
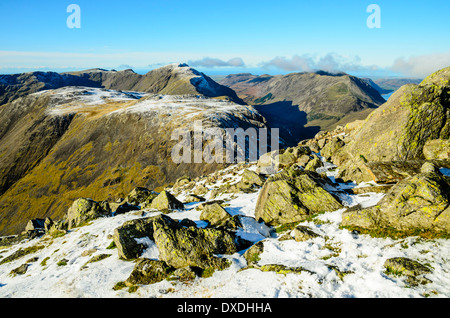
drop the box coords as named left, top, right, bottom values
left=1, top=161, right=450, bottom=298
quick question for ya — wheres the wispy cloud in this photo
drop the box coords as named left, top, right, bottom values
left=260, top=53, right=380, bottom=75
left=390, top=51, right=450, bottom=78
left=188, top=57, right=246, bottom=68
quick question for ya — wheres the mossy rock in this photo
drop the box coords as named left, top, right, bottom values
left=152, top=214, right=242, bottom=269
left=125, top=187, right=152, bottom=206
left=125, top=258, right=175, bottom=286
left=384, top=257, right=432, bottom=280
left=423, top=139, right=450, bottom=160
left=304, top=157, right=323, bottom=172
left=255, top=166, right=342, bottom=226
left=243, top=240, right=264, bottom=266
left=339, top=67, right=450, bottom=163
left=66, top=198, right=111, bottom=229
left=200, top=202, right=232, bottom=227
left=150, top=191, right=184, bottom=211
left=342, top=163, right=450, bottom=234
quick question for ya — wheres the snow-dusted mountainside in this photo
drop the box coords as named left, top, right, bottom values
left=0, top=87, right=267, bottom=235
left=1, top=158, right=449, bottom=298
left=0, top=64, right=245, bottom=107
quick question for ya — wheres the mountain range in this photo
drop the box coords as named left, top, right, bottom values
left=0, top=63, right=244, bottom=106
left=0, top=63, right=408, bottom=235
left=1, top=64, right=450, bottom=299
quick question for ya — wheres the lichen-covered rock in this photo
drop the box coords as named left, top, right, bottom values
left=152, top=214, right=240, bottom=269
left=338, top=67, right=450, bottom=163
left=423, top=139, right=450, bottom=160
left=243, top=240, right=264, bottom=266
left=255, top=166, right=343, bottom=226
left=193, top=184, right=208, bottom=196
left=150, top=191, right=184, bottom=211
left=293, top=225, right=320, bottom=242
left=320, top=136, right=345, bottom=160
left=384, top=257, right=433, bottom=285
left=237, top=169, right=266, bottom=191
left=342, top=163, right=450, bottom=233
left=125, top=258, right=175, bottom=286
left=304, top=157, right=323, bottom=172
left=113, top=215, right=164, bottom=259
left=200, top=202, right=232, bottom=227
left=384, top=257, right=432, bottom=277
left=66, top=198, right=111, bottom=229
left=125, top=187, right=153, bottom=206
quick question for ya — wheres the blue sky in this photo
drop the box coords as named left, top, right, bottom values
left=0, top=0, right=449, bottom=77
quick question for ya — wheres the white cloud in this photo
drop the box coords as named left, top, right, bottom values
left=188, top=57, right=246, bottom=68
left=260, top=53, right=380, bottom=74
left=390, top=51, right=450, bottom=78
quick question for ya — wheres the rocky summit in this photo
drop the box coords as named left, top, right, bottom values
left=0, top=66, right=450, bottom=298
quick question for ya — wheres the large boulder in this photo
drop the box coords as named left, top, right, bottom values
left=200, top=202, right=232, bottom=227
left=342, top=163, right=450, bottom=234
left=113, top=215, right=166, bottom=259
left=114, top=213, right=250, bottom=269
left=256, top=150, right=280, bottom=175
left=152, top=214, right=245, bottom=269
left=125, top=187, right=153, bottom=206
left=339, top=67, right=450, bottom=163
left=237, top=169, right=266, bottom=192
left=150, top=191, right=184, bottom=211
left=66, top=198, right=111, bottom=229
left=255, top=166, right=343, bottom=226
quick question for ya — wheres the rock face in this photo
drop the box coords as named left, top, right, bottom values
left=339, top=67, right=450, bottom=164
left=255, top=166, right=342, bottom=226
left=66, top=198, right=111, bottom=229
left=423, top=139, right=450, bottom=160
left=342, top=163, right=450, bottom=233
